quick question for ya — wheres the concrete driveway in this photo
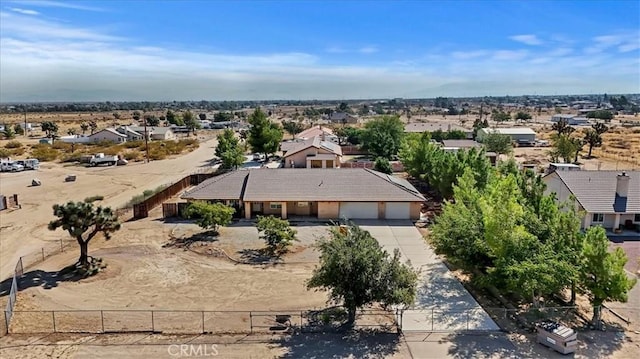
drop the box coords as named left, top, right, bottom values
left=355, top=220, right=499, bottom=332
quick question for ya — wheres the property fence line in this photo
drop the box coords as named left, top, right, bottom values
left=6, top=308, right=400, bottom=335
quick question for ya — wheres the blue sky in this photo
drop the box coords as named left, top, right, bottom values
left=0, top=0, right=638, bottom=101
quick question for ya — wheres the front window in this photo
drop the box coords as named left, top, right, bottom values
left=635, top=214, right=640, bottom=222
left=592, top=213, right=604, bottom=223
left=270, top=202, right=282, bottom=209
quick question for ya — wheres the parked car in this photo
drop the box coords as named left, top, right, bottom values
left=1, top=162, right=25, bottom=172
left=15, top=159, right=40, bottom=170
left=89, top=153, right=118, bottom=166
left=252, top=153, right=265, bottom=161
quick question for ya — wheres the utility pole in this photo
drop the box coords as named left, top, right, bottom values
left=144, top=116, right=149, bottom=163
left=23, top=106, right=27, bottom=137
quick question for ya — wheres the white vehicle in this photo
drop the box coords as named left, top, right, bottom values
left=252, top=153, right=265, bottom=161
left=1, top=162, right=25, bottom=172
left=15, top=159, right=40, bottom=170
left=89, top=153, right=118, bottom=166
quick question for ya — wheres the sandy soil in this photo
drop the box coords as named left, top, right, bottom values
left=0, top=137, right=219, bottom=279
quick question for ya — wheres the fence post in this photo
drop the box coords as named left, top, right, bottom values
left=151, top=311, right=155, bottom=332
left=4, top=311, right=8, bottom=335
left=300, top=311, right=303, bottom=330
left=431, top=309, right=434, bottom=331
left=101, top=310, right=105, bottom=333
left=249, top=311, right=253, bottom=333
left=42, top=248, right=45, bottom=261
left=52, top=311, right=56, bottom=333
left=201, top=311, right=205, bottom=334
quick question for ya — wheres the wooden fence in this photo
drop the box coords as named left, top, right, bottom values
left=341, top=161, right=404, bottom=172
left=132, top=173, right=218, bottom=219
left=340, top=145, right=367, bottom=155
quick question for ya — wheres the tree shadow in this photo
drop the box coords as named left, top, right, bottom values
left=237, top=248, right=281, bottom=264
left=0, top=266, right=87, bottom=296
left=163, top=230, right=219, bottom=248
left=275, top=330, right=404, bottom=359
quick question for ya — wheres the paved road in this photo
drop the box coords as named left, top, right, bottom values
left=355, top=220, right=499, bottom=332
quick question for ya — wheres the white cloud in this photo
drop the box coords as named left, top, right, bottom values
left=8, top=0, right=105, bottom=12
left=9, top=7, right=39, bottom=15
left=509, top=34, right=543, bottom=46
left=0, top=13, right=637, bottom=101
left=585, top=32, right=639, bottom=54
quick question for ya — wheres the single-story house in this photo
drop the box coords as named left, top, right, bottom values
left=116, top=126, right=144, bottom=141
left=476, top=127, right=536, bottom=146
left=441, top=139, right=482, bottom=152
left=550, top=114, right=590, bottom=126
left=181, top=168, right=426, bottom=220
left=327, top=112, right=358, bottom=124
left=89, top=128, right=128, bottom=143
left=404, top=122, right=473, bottom=139
left=283, top=136, right=343, bottom=168
left=296, top=125, right=338, bottom=143
left=59, top=135, right=91, bottom=144
left=543, top=170, right=640, bottom=232
left=128, top=126, right=176, bottom=141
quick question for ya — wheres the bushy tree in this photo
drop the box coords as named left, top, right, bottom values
left=166, top=110, right=184, bottom=126
left=550, top=134, right=578, bottom=163
left=491, top=110, right=511, bottom=122
left=360, top=115, right=405, bottom=159
left=214, top=112, right=234, bottom=122
left=89, top=121, right=98, bottom=135
left=13, top=124, right=24, bottom=136
left=48, top=200, right=121, bottom=267
left=373, top=157, right=392, bottom=174
left=551, top=118, right=575, bottom=136
left=199, top=113, right=207, bottom=121
left=80, top=122, right=89, bottom=135
left=183, top=110, right=200, bottom=134
left=41, top=121, right=59, bottom=139
left=482, top=132, right=512, bottom=155
left=248, top=108, right=283, bottom=159
left=584, top=122, right=608, bottom=158
left=215, top=129, right=244, bottom=169
left=255, top=215, right=297, bottom=256
left=585, top=110, right=613, bottom=120
left=132, top=111, right=141, bottom=121
left=308, top=224, right=417, bottom=326
left=579, top=226, right=637, bottom=328
left=184, top=201, right=234, bottom=234
left=282, top=120, right=305, bottom=139
left=145, top=115, right=160, bottom=127
left=2, top=126, right=15, bottom=139
left=513, top=111, right=532, bottom=122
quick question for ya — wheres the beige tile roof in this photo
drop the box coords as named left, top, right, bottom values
left=283, top=136, right=342, bottom=158
left=181, top=170, right=249, bottom=200
left=183, top=168, right=425, bottom=203
left=297, top=125, right=333, bottom=139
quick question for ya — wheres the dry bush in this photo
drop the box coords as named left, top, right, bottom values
left=123, top=150, right=142, bottom=161
left=10, top=147, right=25, bottom=156
left=0, top=148, right=10, bottom=158
left=4, top=140, right=22, bottom=149
left=123, top=140, right=144, bottom=149
left=60, top=152, right=84, bottom=163
left=31, top=145, right=59, bottom=161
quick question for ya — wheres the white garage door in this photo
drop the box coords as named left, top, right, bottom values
left=339, top=202, right=378, bottom=219
left=385, top=202, right=411, bottom=219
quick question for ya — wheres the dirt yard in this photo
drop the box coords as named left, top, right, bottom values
left=0, top=136, right=219, bottom=279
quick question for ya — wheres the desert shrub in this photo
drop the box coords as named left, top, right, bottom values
left=181, top=138, right=198, bottom=146
left=10, top=147, right=25, bottom=156
left=148, top=148, right=167, bottom=160
left=0, top=148, right=10, bottom=158
left=102, top=147, right=120, bottom=156
left=52, top=141, right=72, bottom=151
left=84, top=195, right=104, bottom=203
left=123, top=150, right=141, bottom=161
left=31, top=145, right=59, bottom=161
left=123, top=140, right=143, bottom=149
left=61, top=152, right=84, bottom=162
left=4, top=140, right=22, bottom=149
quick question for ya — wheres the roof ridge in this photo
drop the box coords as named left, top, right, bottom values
left=363, top=168, right=425, bottom=201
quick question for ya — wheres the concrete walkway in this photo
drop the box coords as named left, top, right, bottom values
left=355, top=220, right=500, bottom=332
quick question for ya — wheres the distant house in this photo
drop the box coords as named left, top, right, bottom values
left=128, top=126, right=176, bottom=141
left=327, top=112, right=358, bottom=124
left=116, top=126, right=144, bottom=141
left=551, top=114, right=590, bottom=126
left=543, top=170, right=640, bottom=233
left=404, top=122, right=473, bottom=139
left=441, top=139, right=482, bottom=151
left=476, top=127, right=536, bottom=146
left=89, top=128, right=128, bottom=143
left=59, top=135, right=90, bottom=144
left=283, top=136, right=343, bottom=169
left=181, top=168, right=426, bottom=220
left=296, top=125, right=336, bottom=141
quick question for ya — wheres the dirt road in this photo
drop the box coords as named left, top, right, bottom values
left=0, top=137, right=218, bottom=278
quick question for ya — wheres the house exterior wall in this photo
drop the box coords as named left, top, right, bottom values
left=287, top=201, right=312, bottom=216
left=410, top=202, right=422, bottom=219
left=91, top=131, right=126, bottom=143
left=285, top=148, right=338, bottom=168
left=318, top=202, right=339, bottom=219
left=544, top=173, right=573, bottom=204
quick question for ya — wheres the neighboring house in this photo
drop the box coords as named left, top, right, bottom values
left=116, top=126, right=144, bottom=141
left=283, top=136, right=343, bottom=168
left=181, top=168, right=426, bottom=220
left=550, top=114, right=590, bottom=126
left=476, top=127, right=536, bottom=146
left=89, top=128, right=128, bottom=143
left=327, top=112, right=358, bottom=124
left=404, top=122, right=473, bottom=139
left=441, top=139, right=482, bottom=152
left=543, top=170, right=640, bottom=232
left=59, top=135, right=91, bottom=144
left=128, top=126, right=176, bottom=141
left=296, top=125, right=337, bottom=141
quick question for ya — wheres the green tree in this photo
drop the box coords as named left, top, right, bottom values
left=549, top=134, right=578, bottom=163
left=307, top=223, right=418, bottom=326
left=482, top=132, right=512, bottom=155
left=183, top=110, right=200, bottom=135
left=2, top=126, right=15, bottom=139
left=113, top=112, right=121, bottom=120
left=579, top=226, right=636, bottom=328
left=360, top=115, right=404, bottom=159
left=215, top=129, right=245, bottom=169
left=89, top=121, right=98, bottom=135
left=132, top=111, right=141, bottom=121
left=145, top=115, right=160, bottom=126
left=514, top=111, right=532, bottom=122
left=48, top=200, right=121, bottom=267
left=373, top=157, right=392, bottom=174
left=282, top=120, right=306, bottom=139
left=183, top=201, right=234, bottom=235
left=166, top=110, right=184, bottom=126
left=67, top=128, right=77, bottom=136
left=214, top=112, right=234, bottom=122
left=41, top=121, right=59, bottom=139
left=586, top=110, right=613, bottom=120
left=255, top=215, right=298, bottom=256
left=80, top=122, right=89, bottom=135
left=491, top=110, right=511, bottom=122
left=13, top=124, right=24, bottom=136
left=248, top=108, right=283, bottom=160
left=551, top=118, right=575, bottom=136
left=199, top=113, right=207, bottom=121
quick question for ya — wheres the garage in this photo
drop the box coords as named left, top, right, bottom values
left=339, top=202, right=378, bottom=219
left=385, top=202, right=411, bottom=219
